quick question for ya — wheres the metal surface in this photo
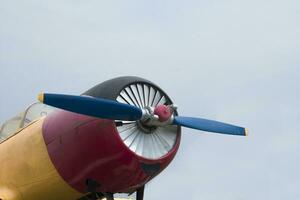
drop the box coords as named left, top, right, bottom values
left=116, top=83, right=179, bottom=159
left=173, top=116, right=247, bottom=136
left=0, top=118, right=82, bottom=200
left=0, top=77, right=182, bottom=199
left=39, top=93, right=143, bottom=121
left=43, top=110, right=181, bottom=193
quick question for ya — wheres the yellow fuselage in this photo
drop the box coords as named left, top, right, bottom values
left=0, top=118, right=82, bottom=200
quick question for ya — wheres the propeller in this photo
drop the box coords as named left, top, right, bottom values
left=172, top=116, right=247, bottom=136
left=38, top=93, right=248, bottom=136
left=38, top=93, right=142, bottom=121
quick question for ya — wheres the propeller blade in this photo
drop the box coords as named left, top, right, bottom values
left=173, top=116, right=248, bottom=136
left=38, top=93, right=143, bottom=121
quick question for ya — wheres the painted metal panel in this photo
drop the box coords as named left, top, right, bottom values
left=0, top=118, right=82, bottom=200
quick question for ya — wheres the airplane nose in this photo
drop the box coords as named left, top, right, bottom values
left=42, top=109, right=180, bottom=193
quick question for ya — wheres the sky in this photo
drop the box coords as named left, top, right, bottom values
left=1, top=0, right=300, bottom=199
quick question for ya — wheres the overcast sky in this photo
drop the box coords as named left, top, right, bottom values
left=1, top=0, right=300, bottom=200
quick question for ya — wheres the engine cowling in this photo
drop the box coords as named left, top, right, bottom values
left=42, top=76, right=181, bottom=194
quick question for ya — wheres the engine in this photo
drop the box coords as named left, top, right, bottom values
left=42, top=76, right=181, bottom=194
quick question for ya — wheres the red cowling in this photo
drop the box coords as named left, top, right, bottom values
left=42, top=110, right=181, bottom=193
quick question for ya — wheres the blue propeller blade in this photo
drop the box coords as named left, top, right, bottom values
left=173, top=116, right=247, bottom=136
left=38, top=93, right=143, bottom=121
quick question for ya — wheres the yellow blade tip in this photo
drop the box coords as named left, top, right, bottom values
left=38, top=93, right=44, bottom=102
left=245, top=128, right=249, bottom=136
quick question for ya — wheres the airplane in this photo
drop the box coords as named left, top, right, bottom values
left=0, top=76, right=248, bottom=200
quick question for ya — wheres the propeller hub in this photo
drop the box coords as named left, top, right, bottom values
left=154, top=105, right=172, bottom=122
left=140, top=104, right=177, bottom=127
